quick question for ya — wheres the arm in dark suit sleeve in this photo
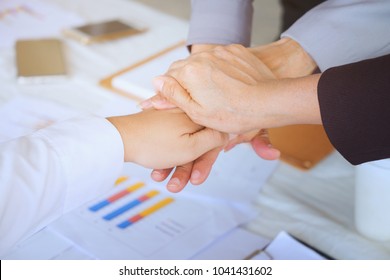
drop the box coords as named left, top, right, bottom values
left=318, top=54, right=390, bottom=165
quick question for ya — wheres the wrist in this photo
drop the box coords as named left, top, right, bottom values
left=252, top=74, right=322, bottom=128
left=107, top=115, right=134, bottom=162
left=191, top=44, right=220, bottom=53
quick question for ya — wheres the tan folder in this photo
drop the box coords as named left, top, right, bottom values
left=269, top=124, right=334, bottom=170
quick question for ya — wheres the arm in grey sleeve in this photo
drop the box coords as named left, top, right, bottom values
left=187, top=0, right=254, bottom=47
left=282, top=0, right=390, bottom=71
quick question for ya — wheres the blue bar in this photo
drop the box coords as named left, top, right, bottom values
left=117, top=220, right=132, bottom=229
left=89, top=200, right=110, bottom=212
left=103, top=199, right=141, bottom=221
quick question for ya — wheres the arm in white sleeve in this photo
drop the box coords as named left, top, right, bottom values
left=282, top=0, right=390, bottom=71
left=0, top=116, right=124, bottom=254
left=187, top=0, right=254, bottom=47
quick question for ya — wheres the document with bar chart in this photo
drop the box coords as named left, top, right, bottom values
left=49, top=170, right=256, bottom=259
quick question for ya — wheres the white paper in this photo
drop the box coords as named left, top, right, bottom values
left=2, top=227, right=93, bottom=260
left=0, top=95, right=82, bottom=142
left=181, top=145, right=279, bottom=203
left=0, top=0, right=84, bottom=49
left=251, top=231, right=327, bottom=260
left=111, top=46, right=189, bottom=100
left=191, top=228, right=270, bottom=260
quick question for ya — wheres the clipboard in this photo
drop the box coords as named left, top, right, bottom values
left=100, top=42, right=333, bottom=170
left=99, top=41, right=186, bottom=102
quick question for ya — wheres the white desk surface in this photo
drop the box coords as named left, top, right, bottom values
left=1, top=0, right=389, bottom=260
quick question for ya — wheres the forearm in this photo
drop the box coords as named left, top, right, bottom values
left=252, top=74, right=322, bottom=129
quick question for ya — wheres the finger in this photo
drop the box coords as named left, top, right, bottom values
left=153, top=75, right=198, bottom=114
left=250, top=129, right=281, bottom=160
left=166, top=162, right=193, bottom=193
left=190, top=147, right=221, bottom=185
left=150, top=168, right=173, bottom=182
left=190, top=128, right=229, bottom=155
left=150, top=95, right=177, bottom=110
left=139, top=95, right=176, bottom=110
left=224, top=130, right=258, bottom=152
left=138, top=98, right=153, bottom=110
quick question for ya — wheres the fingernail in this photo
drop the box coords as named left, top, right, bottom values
left=191, top=170, right=201, bottom=182
left=151, top=170, right=162, bottom=180
left=153, top=77, right=164, bottom=91
left=167, top=177, right=181, bottom=191
left=151, top=98, right=167, bottom=107
left=139, top=99, right=152, bottom=109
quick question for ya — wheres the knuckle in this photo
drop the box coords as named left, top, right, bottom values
left=181, top=63, right=197, bottom=76
left=169, top=59, right=186, bottom=70
left=161, top=78, right=177, bottom=98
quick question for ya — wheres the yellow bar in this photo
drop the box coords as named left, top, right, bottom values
left=139, top=197, right=174, bottom=217
left=145, top=190, right=159, bottom=198
left=126, top=182, right=145, bottom=192
left=114, top=176, right=129, bottom=186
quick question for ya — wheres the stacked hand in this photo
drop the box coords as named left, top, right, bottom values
left=140, top=38, right=319, bottom=192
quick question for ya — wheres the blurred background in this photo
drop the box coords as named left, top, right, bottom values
left=133, top=0, right=282, bottom=45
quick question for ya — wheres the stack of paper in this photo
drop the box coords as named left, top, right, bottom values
left=0, top=0, right=84, bottom=49
left=109, top=45, right=189, bottom=100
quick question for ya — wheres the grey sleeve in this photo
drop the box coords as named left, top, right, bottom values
left=187, top=0, right=254, bottom=47
left=282, top=0, right=390, bottom=71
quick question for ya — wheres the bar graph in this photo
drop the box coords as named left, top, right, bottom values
left=49, top=170, right=251, bottom=259
left=73, top=176, right=205, bottom=256
left=85, top=178, right=177, bottom=237
left=89, top=182, right=144, bottom=212
left=103, top=190, right=159, bottom=221
left=117, top=197, right=174, bottom=228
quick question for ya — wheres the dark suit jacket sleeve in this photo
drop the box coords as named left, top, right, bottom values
left=318, top=54, right=390, bottom=165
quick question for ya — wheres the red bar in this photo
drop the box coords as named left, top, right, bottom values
left=107, top=189, right=129, bottom=203
left=128, top=214, right=143, bottom=223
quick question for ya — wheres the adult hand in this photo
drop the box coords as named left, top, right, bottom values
left=250, top=37, right=317, bottom=78
left=150, top=44, right=276, bottom=134
left=140, top=43, right=282, bottom=166
left=107, top=108, right=228, bottom=171
left=140, top=39, right=318, bottom=187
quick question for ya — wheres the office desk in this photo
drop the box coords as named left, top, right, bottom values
left=1, top=0, right=389, bottom=259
